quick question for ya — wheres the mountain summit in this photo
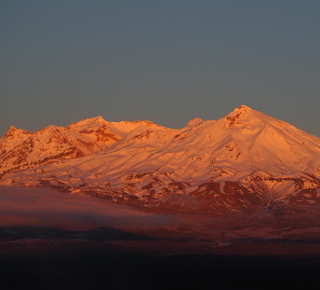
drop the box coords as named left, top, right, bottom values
left=1, top=106, right=320, bottom=216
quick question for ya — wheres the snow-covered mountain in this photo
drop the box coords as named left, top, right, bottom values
left=2, top=105, right=320, bottom=216
left=0, top=116, right=162, bottom=177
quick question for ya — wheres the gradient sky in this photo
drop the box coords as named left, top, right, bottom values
left=1, top=1, right=320, bottom=137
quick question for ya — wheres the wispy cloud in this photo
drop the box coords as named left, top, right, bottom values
left=0, top=186, right=176, bottom=230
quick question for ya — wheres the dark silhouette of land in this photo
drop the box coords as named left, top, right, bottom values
left=1, top=226, right=320, bottom=289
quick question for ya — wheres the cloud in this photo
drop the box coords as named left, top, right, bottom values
left=0, top=186, right=176, bottom=230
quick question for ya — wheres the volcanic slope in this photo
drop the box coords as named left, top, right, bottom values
left=2, top=105, right=320, bottom=216
left=0, top=116, right=163, bottom=177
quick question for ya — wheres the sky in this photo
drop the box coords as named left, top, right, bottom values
left=1, top=0, right=320, bottom=137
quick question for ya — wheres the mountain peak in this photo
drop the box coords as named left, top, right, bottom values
left=225, top=105, right=261, bottom=119
left=2, top=126, right=31, bottom=139
left=8, top=125, right=17, bottom=132
left=67, top=116, right=108, bottom=132
left=187, top=117, right=204, bottom=127
left=222, top=105, right=276, bottom=130
left=225, top=105, right=255, bottom=123
left=237, top=105, right=252, bottom=111
left=83, top=115, right=106, bottom=124
left=4, top=126, right=19, bottom=136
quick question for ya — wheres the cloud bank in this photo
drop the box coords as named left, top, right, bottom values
left=0, top=186, right=176, bottom=230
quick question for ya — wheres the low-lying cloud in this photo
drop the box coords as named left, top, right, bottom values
left=0, top=186, right=176, bottom=230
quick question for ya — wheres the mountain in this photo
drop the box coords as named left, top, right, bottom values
left=0, top=116, right=162, bottom=177
left=2, top=105, right=320, bottom=216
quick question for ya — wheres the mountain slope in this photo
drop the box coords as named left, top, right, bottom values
left=0, top=117, right=164, bottom=177
left=2, top=106, right=320, bottom=216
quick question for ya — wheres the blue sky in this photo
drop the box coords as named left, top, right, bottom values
left=1, top=1, right=320, bottom=137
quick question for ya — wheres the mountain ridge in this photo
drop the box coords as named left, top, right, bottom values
left=1, top=105, right=320, bottom=217
left=0, top=116, right=167, bottom=177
